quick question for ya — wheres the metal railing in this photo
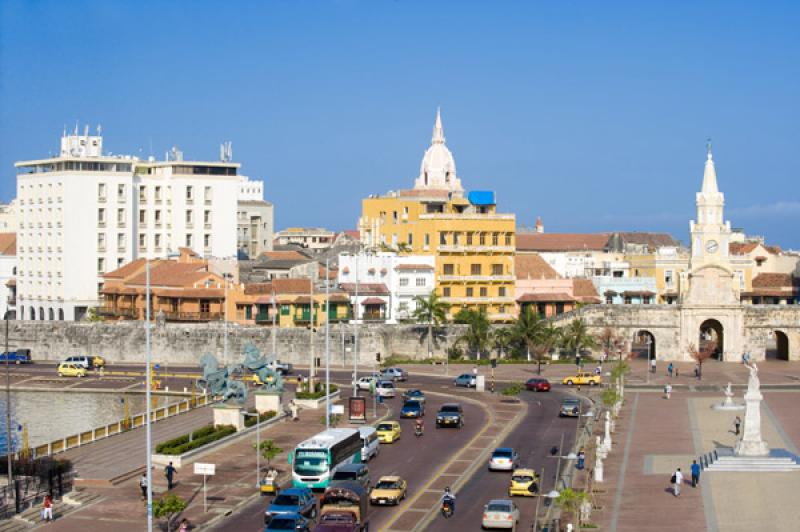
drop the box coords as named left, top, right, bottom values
left=162, top=311, right=222, bottom=321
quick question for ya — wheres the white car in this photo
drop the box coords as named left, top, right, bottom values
left=488, top=448, right=519, bottom=472
left=375, top=380, right=396, bottom=398
left=381, top=367, right=408, bottom=382
left=481, top=499, right=519, bottom=529
left=353, top=376, right=376, bottom=391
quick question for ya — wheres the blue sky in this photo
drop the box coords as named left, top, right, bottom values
left=2, top=1, right=799, bottom=248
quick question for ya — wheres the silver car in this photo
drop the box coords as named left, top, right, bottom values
left=481, top=499, right=519, bottom=529
left=488, top=448, right=519, bottom=471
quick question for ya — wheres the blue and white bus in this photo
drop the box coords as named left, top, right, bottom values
left=289, top=428, right=362, bottom=489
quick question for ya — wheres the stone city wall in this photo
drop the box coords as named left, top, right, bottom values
left=4, top=321, right=466, bottom=366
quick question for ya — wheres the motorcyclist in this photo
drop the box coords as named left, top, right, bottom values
left=441, top=486, right=456, bottom=513
left=415, top=417, right=424, bottom=435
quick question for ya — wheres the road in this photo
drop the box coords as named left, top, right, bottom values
left=427, top=388, right=584, bottom=532
left=209, top=375, right=487, bottom=531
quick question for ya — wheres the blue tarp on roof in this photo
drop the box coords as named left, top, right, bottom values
left=468, top=190, right=495, bottom=206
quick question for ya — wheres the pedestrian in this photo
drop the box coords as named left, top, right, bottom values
left=139, top=473, right=148, bottom=500
left=667, top=362, right=674, bottom=378
left=675, top=367, right=679, bottom=378
left=178, top=518, right=190, bottom=532
left=42, top=495, right=53, bottom=521
left=664, top=383, right=672, bottom=400
left=289, top=399, right=299, bottom=421
left=472, top=366, right=478, bottom=376
left=694, top=365, right=700, bottom=379
left=575, top=354, right=581, bottom=368
left=671, top=467, right=683, bottom=496
left=691, top=460, right=700, bottom=487
left=577, top=449, right=586, bottom=470
left=650, top=357, right=656, bottom=374
left=734, top=416, right=741, bottom=436
left=594, top=365, right=602, bottom=376
left=164, top=461, right=177, bottom=490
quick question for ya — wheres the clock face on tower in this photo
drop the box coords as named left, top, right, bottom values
left=706, top=240, right=719, bottom=254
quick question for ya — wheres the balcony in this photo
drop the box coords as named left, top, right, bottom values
left=438, top=245, right=515, bottom=253
left=440, top=296, right=516, bottom=304
left=255, top=312, right=275, bottom=324
left=438, top=275, right=515, bottom=282
left=97, top=307, right=137, bottom=318
left=163, top=311, right=222, bottom=322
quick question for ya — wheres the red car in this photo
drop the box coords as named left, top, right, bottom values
left=525, top=378, right=551, bottom=392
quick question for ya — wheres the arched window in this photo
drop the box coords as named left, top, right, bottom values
left=29, top=307, right=35, bottom=321
left=38, top=307, right=44, bottom=320
left=58, top=309, right=64, bottom=321
left=48, top=308, right=54, bottom=321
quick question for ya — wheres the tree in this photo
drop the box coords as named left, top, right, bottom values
left=255, top=439, right=283, bottom=467
left=555, top=488, right=590, bottom=532
left=493, top=326, right=513, bottom=359
left=412, top=291, right=450, bottom=358
left=596, top=327, right=621, bottom=359
left=687, top=341, right=716, bottom=380
left=561, top=319, right=599, bottom=361
left=152, top=493, right=187, bottom=532
left=455, top=308, right=492, bottom=360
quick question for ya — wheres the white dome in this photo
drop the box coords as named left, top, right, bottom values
left=413, top=109, right=463, bottom=193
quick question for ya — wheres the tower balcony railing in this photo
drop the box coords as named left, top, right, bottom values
left=438, top=275, right=515, bottom=282
left=438, top=244, right=515, bottom=253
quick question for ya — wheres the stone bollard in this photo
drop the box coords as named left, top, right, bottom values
left=595, top=436, right=606, bottom=482
left=603, top=411, right=612, bottom=452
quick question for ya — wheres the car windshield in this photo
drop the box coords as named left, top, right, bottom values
left=402, top=402, right=418, bottom=409
left=320, top=513, right=355, bottom=523
left=294, top=450, right=328, bottom=475
left=273, top=494, right=299, bottom=506
left=377, top=423, right=394, bottom=431
left=440, top=405, right=460, bottom=413
left=267, top=517, right=298, bottom=530
left=406, top=390, right=421, bottom=396
left=487, top=503, right=512, bottom=512
left=376, top=480, right=401, bottom=489
left=562, top=400, right=580, bottom=406
left=493, top=450, right=513, bottom=459
left=379, top=382, right=394, bottom=388
left=333, top=471, right=356, bottom=480
left=512, top=475, right=533, bottom=482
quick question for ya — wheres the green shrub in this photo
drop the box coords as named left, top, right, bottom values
left=156, top=425, right=236, bottom=455
left=296, top=383, right=338, bottom=400
left=501, top=383, right=525, bottom=396
left=155, top=424, right=219, bottom=453
left=244, top=410, right=277, bottom=428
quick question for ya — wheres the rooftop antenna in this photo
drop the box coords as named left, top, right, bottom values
left=97, top=124, right=102, bottom=135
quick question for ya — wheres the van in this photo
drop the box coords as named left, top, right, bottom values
left=358, top=426, right=380, bottom=462
left=62, top=355, right=92, bottom=369
left=330, top=463, right=370, bottom=491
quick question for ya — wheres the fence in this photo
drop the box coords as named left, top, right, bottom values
left=27, top=394, right=210, bottom=459
left=0, top=469, right=76, bottom=518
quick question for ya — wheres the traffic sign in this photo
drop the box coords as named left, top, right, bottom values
left=194, top=463, right=215, bottom=475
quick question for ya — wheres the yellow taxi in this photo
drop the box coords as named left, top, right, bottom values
left=58, top=362, right=87, bottom=378
left=562, top=372, right=601, bottom=386
left=508, top=468, right=540, bottom=497
left=91, top=355, right=107, bottom=368
left=369, top=475, right=407, bottom=506
left=376, top=421, right=401, bottom=444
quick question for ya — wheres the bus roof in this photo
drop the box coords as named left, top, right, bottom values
left=296, top=428, right=359, bottom=450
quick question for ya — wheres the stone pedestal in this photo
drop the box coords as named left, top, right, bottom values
left=255, top=391, right=283, bottom=415
left=476, top=375, right=485, bottom=392
left=734, top=389, right=770, bottom=456
left=213, top=403, right=244, bottom=432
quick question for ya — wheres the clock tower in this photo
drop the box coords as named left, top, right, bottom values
left=689, top=143, right=732, bottom=269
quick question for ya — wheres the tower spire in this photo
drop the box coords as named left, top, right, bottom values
left=701, top=139, right=719, bottom=194
left=432, top=107, right=445, bottom=144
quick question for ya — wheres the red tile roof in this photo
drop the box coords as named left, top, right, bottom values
left=573, top=279, right=600, bottom=299
left=339, top=283, right=390, bottom=295
left=752, top=273, right=796, bottom=289
left=516, top=233, right=610, bottom=252
left=272, top=278, right=312, bottom=294
left=103, top=258, right=148, bottom=279
left=0, top=233, right=16, bottom=256
left=394, top=264, right=434, bottom=271
left=126, top=262, right=216, bottom=287
left=517, top=292, right=576, bottom=303
left=261, top=250, right=309, bottom=260
left=729, top=242, right=781, bottom=255
left=361, top=297, right=388, bottom=305
left=514, top=255, right=560, bottom=280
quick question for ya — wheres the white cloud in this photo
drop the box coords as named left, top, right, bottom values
left=728, top=201, right=800, bottom=218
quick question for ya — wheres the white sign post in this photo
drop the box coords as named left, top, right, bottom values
left=194, top=463, right=216, bottom=512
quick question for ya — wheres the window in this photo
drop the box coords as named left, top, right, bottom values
left=97, top=233, right=106, bottom=249
left=98, top=208, right=106, bottom=225
left=737, top=270, right=745, bottom=290
left=471, top=264, right=482, bottom=276
left=505, top=234, right=511, bottom=246
left=200, top=300, right=210, bottom=313
left=407, top=233, right=413, bottom=246
left=453, top=232, right=460, bottom=245
left=204, top=210, right=211, bottom=225
left=398, top=302, right=408, bottom=312
left=399, top=277, right=409, bottom=287
left=416, top=277, right=426, bottom=287
left=480, top=287, right=488, bottom=297
left=466, top=232, right=473, bottom=245
left=424, top=233, right=430, bottom=247
left=117, top=233, right=125, bottom=248
left=117, top=184, right=125, bottom=198
left=204, top=186, right=212, bottom=203
left=439, top=232, right=447, bottom=245
left=139, top=209, right=146, bottom=224
left=466, top=287, right=474, bottom=297
left=492, top=264, right=503, bottom=276
left=185, top=234, right=193, bottom=247
left=443, top=264, right=455, bottom=275
left=479, top=233, right=486, bottom=246
left=186, top=210, right=193, bottom=224
left=117, top=258, right=124, bottom=267
left=97, top=258, right=105, bottom=273
left=139, top=233, right=146, bottom=248
left=204, top=234, right=211, bottom=248
left=155, top=234, right=161, bottom=249
left=499, top=304, right=506, bottom=313
left=97, top=183, right=106, bottom=199
left=117, top=208, right=125, bottom=224
left=155, top=186, right=162, bottom=201
left=139, top=186, right=146, bottom=202
left=443, top=287, right=451, bottom=297
left=155, top=210, right=162, bottom=225
left=664, top=270, right=674, bottom=288
left=492, top=233, right=499, bottom=246
left=393, top=211, right=398, bottom=223
left=186, top=186, right=194, bottom=201
left=499, top=287, right=506, bottom=297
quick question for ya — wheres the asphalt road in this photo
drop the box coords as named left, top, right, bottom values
left=426, top=388, right=584, bottom=532
left=208, top=375, right=487, bottom=532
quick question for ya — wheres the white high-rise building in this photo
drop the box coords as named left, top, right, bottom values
left=14, top=126, right=239, bottom=321
left=237, top=176, right=274, bottom=258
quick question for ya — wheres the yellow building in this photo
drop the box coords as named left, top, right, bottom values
left=359, top=110, right=516, bottom=321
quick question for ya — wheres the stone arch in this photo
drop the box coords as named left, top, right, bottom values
left=29, top=307, right=34, bottom=321
left=631, top=330, right=657, bottom=360
left=699, top=319, right=724, bottom=361
left=38, top=307, right=44, bottom=321
left=58, top=309, right=64, bottom=321
left=766, top=330, right=790, bottom=361
left=48, top=308, right=54, bottom=321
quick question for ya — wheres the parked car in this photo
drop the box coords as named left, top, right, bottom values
left=524, top=378, right=551, bottom=392
left=559, top=398, right=582, bottom=418
left=358, top=426, right=380, bottom=462
left=508, top=468, right=540, bottom=497
left=381, top=368, right=407, bottom=382
left=488, top=448, right=519, bottom=471
left=265, top=512, right=311, bottom=531
left=453, top=374, right=476, bottom=388
left=562, top=372, right=601, bottom=386
left=331, top=463, right=371, bottom=491
left=375, top=380, right=396, bottom=398
left=353, top=376, right=376, bottom=391
left=481, top=499, right=519, bottom=530
left=400, top=400, right=424, bottom=419
left=401, top=389, right=426, bottom=404
left=57, top=362, right=87, bottom=378
left=0, top=350, right=32, bottom=364
left=436, top=403, right=464, bottom=428
left=266, top=488, right=317, bottom=522
left=376, top=421, right=402, bottom=443
left=369, top=476, right=407, bottom=506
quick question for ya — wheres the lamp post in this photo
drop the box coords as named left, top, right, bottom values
left=271, top=285, right=277, bottom=357
left=222, top=273, right=232, bottom=362
left=645, top=335, right=652, bottom=384
left=145, top=258, right=154, bottom=532
left=4, top=311, right=13, bottom=499
left=242, top=412, right=261, bottom=488
left=325, top=258, right=331, bottom=430
left=353, top=254, right=359, bottom=397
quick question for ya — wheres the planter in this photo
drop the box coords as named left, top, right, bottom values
left=294, top=390, right=341, bottom=409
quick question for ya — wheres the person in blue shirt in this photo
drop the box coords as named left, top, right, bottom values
left=691, top=460, right=701, bottom=487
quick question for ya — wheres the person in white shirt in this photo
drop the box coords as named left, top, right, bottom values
left=672, top=467, right=683, bottom=496
left=650, top=357, right=656, bottom=374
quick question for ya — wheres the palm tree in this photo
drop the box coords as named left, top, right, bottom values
left=555, top=487, right=590, bottom=531
left=455, top=308, right=492, bottom=360
left=493, top=327, right=513, bottom=359
left=412, top=291, right=450, bottom=358
left=561, top=318, right=599, bottom=363
left=511, top=308, right=562, bottom=374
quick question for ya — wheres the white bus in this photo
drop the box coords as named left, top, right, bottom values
left=289, top=428, right=362, bottom=489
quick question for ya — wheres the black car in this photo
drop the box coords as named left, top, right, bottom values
left=436, top=403, right=464, bottom=428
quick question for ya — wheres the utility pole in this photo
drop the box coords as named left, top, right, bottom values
left=353, top=254, right=359, bottom=397
left=4, top=312, right=13, bottom=503
left=271, top=285, right=277, bottom=357
left=223, top=273, right=231, bottom=362
left=145, top=260, right=154, bottom=532
left=325, top=258, right=331, bottom=430
left=309, top=272, right=316, bottom=390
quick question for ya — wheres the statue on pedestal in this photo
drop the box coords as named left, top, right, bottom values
left=198, top=352, right=247, bottom=405
left=242, top=343, right=284, bottom=393
left=734, top=356, right=770, bottom=456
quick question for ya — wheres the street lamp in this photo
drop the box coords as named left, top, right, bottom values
left=222, top=273, right=233, bottom=362
left=242, top=412, right=261, bottom=488
left=4, top=311, right=13, bottom=502
left=325, top=258, right=331, bottom=430
left=645, top=335, right=653, bottom=384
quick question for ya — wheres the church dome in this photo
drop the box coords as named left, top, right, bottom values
left=413, top=109, right=463, bottom=193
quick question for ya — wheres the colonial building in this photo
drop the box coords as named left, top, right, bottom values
left=15, top=127, right=238, bottom=321
left=0, top=234, right=17, bottom=319
left=359, top=110, right=516, bottom=321
left=274, top=227, right=336, bottom=250
left=237, top=176, right=274, bottom=259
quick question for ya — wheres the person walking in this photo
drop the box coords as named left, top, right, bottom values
left=576, top=449, right=586, bottom=470
left=691, top=460, right=701, bottom=487
left=671, top=467, right=683, bottom=496
left=139, top=473, right=148, bottom=500
left=178, top=518, right=190, bottom=531
left=734, top=416, right=742, bottom=436
left=664, top=383, right=672, bottom=400
left=667, top=362, right=674, bottom=378
left=164, top=461, right=177, bottom=490
left=650, top=357, right=656, bottom=374
left=289, top=399, right=299, bottom=421
left=42, top=495, right=53, bottom=521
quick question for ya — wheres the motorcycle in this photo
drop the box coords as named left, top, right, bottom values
left=414, top=424, right=423, bottom=437
left=441, top=497, right=454, bottom=518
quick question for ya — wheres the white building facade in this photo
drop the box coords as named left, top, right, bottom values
left=0, top=234, right=17, bottom=320
left=15, top=128, right=238, bottom=321
left=337, top=252, right=435, bottom=323
left=237, top=176, right=274, bottom=258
